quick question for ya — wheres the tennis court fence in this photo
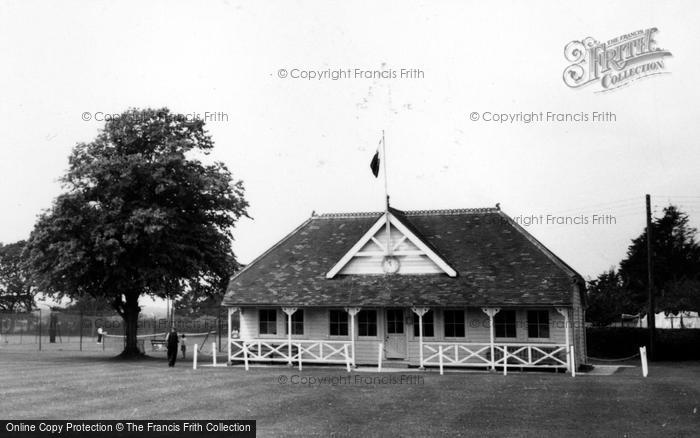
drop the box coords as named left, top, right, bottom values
left=0, top=310, right=235, bottom=354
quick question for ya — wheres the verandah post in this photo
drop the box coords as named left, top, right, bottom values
left=345, top=307, right=360, bottom=367
left=556, top=307, right=571, bottom=372
left=282, top=307, right=298, bottom=366
left=482, top=308, right=500, bottom=371
left=412, top=307, right=429, bottom=370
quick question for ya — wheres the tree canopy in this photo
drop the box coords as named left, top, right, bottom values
left=619, top=206, right=700, bottom=313
left=25, top=108, right=248, bottom=356
left=0, top=240, right=35, bottom=312
left=587, top=205, right=700, bottom=325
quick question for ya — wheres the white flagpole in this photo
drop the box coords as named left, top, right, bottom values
left=382, top=130, right=388, bottom=209
left=382, top=130, right=391, bottom=256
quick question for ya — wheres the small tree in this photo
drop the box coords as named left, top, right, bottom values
left=586, top=269, right=634, bottom=326
left=25, top=108, right=248, bottom=357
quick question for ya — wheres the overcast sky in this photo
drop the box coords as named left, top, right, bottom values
left=1, top=0, right=699, bottom=280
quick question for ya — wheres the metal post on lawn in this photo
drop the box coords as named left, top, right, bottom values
left=193, top=343, right=198, bottom=370
left=212, top=342, right=217, bottom=366
left=79, top=311, right=83, bottom=351
left=640, top=346, right=648, bottom=377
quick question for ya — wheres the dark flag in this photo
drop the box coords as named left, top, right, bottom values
left=370, top=149, right=380, bottom=177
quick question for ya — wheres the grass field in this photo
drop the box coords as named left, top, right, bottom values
left=0, top=351, right=698, bottom=437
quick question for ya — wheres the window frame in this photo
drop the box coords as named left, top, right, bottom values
left=494, top=310, right=517, bottom=339
left=443, top=309, right=465, bottom=338
left=386, top=309, right=404, bottom=334
left=258, top=308, right=277, bottom=336
left=329, top=309, right=349, bottom=337
left=357, top=310, right=377, bottom=337
left=527, top=310, right=550, bottom=339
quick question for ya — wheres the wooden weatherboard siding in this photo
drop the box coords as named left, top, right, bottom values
left=237, top=306, right=569, bottom=365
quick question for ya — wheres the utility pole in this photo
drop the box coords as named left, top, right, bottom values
left=646, top=194, right=656, bottom=360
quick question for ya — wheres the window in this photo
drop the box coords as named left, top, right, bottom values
left=259, top=309, right=277, bottom=335
left=329, top=310, right=348, bottom=336
left=386, top=309, right=404, bottom=334
left=444, top=310, right=465, bottom=337
left=358, top=310, right=377, bottom=337
left=527, top=310, right=550, bottom=338
left=413, top=310, right=434, bottom=337
left=284, top=310, right=304, bottom=335
left=495, top=310, right=517, bottom=338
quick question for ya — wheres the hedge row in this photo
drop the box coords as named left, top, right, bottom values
left=586, top=327, right=700, bottom=361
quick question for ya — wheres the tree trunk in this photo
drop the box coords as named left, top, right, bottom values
left=118, top=293, right=143, bottom=358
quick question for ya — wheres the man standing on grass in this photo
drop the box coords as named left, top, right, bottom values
left=165, top=327, right=179, bottom=367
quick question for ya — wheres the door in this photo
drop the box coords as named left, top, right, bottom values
left=385, top=308, right=406, bottom=359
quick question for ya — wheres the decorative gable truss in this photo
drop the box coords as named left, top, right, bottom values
left=325, top=212, right=457, bottom=278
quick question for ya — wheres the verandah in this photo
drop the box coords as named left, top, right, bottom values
left=225, top=307, right=576, bottom=373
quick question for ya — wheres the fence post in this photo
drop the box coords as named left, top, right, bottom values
left=212, top=342, right=217, bottom=366
left=344, top=344, right=351, bottom=373
left=193, top=343, right=198, bottom=370
left=243, top=342, right=249, bottom=371
left=503, top=346, right=507, bottom=376
left=640, top=346, right=648, bottom=377
left=297, top=343, right=303, bottom=371
left=377, top=342, right=383, bottom=372
left=438, top=345, right=444, bottom=375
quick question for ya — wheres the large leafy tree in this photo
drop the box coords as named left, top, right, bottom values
left=0, top=240, right=36, bottom=312
left=619, top=205, right=700, bottom=314
left=25, top=108, right=248, bottom=357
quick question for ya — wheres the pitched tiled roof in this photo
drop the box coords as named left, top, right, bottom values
left=223, top=207, right=583, bottom=307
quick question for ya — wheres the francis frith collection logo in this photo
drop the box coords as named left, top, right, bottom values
left=563, top=28, right=672, bottom=92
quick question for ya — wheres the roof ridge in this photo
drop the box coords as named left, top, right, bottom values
left=403, top=208, right=499, bottom=216
left=316, top=211, right=383, bottom=218
left=315, top=207, right=499, bottom=219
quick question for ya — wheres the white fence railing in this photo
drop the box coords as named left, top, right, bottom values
left=227, top=339, right=571, bottom=375
left=229, top=339, right=352, bottom=371
left=423, top=342, right=570, bottom=373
